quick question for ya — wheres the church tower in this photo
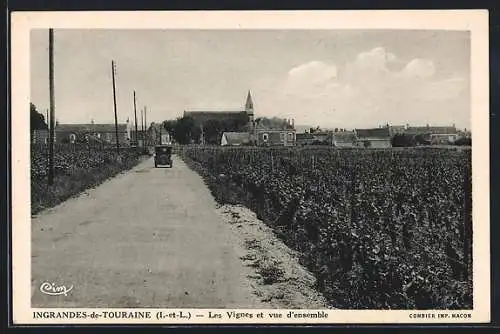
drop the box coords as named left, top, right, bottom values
left=245, top=90, right=254, bottom=131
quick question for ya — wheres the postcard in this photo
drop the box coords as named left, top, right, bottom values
left=11, top=10, right=489, bottom=324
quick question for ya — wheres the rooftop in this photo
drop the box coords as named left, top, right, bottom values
left=355, top=127, right=391, bottom=139
left=222, top=132, right=251, bottom=145
left=55, top=123, right=128, bottom=133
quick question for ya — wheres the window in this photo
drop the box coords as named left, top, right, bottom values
left=262, top=133, right=269, bottom=142
left=287, top=132, right=294, bottom=141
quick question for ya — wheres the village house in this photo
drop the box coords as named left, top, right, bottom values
left=332, top=130, right=357, bottom=147
left=129, top=129, right=146, bottom=146
left=221, top=132, right=251, bottom=146
left=388, top=125, right=406, bottom=136
left=354, top=127, right=392, bottom=148
left=146, top=122, right=166, bottom=146
left=54, top=120, right=132, bottom=145
left=405, top=124, right=458, bottom=145
left=296, top=133, right=315, bottom=146
left=295, top=128, right=333, bottom=146
left=254, top=129, right=296, bottom=147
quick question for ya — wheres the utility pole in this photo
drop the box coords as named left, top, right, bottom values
left=133, top=90, right=138, bottom=146
left=111, top=60, right=120, bottom=154
left=201, top=123, right=205, bottom=145
left=140, top=107, right=144, bottom=147
left=144, top=106, right=148, bottom=146
left=48, top=29, right=55, bottom=186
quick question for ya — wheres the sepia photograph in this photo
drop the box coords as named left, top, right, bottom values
left=12, top=11, right=489, bottom=324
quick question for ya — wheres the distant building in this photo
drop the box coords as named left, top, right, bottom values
left=32, top=129, right=49, bottom=144
left=296, top=133, right=316, bottom=146
left=388, top=125, right=406, bottom=136
left=146, top=122, right=164, bottom=146
left=185, top=91, right=298, bottom=146
left=355, top=127, right=392, bottom=148
left=405, top=124, right=458, bottom=145
left=221, top=132, right=251, bottom=146
left=55, top=120, right=131, bottom=145
left=295, top=130, right=333, bottom=146
left=184, top=91, right=255, bottom=133
left=255, top=129, right=296, bottom=147
left=129, top=130, right=147, bottom=146
left=333, top=131, right=357, bottom=147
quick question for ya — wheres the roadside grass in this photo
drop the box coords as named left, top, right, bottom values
left=257, top=257, right=286, bottom=285
left=31, top=153, right=145, bottom=215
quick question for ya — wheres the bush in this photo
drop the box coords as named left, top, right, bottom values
left=392, top=134, right=416, bottom=147
left=454, top=137, right=472, bottom=146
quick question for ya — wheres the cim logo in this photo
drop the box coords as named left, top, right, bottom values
left=39, top=281, right=73, bottom=296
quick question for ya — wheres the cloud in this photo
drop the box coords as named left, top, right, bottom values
left=256, top=47, right=469, bottom=128
left=399, top=58, right=436, bottom=79
left=353, top=47, right=397, bottom=71
left=285, top=61, right=338, bottom=94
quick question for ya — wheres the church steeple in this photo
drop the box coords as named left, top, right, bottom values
left=245, top=90, right=255, bottom=135
left=245, top=90, right=254, bottom=112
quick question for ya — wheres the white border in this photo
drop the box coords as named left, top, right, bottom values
left=11, top=10, right=490, bottom=324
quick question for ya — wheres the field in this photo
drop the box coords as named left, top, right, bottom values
left=31, top=144, right=144, bottom=215
left=179, top=146, right=473, bottom=309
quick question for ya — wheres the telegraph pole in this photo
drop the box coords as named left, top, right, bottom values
left=201, top=123, right=205, bottom=145
left=111, top=60, right=120, bottom=154
left=48, top=29, right=55, bottom=186
left=133, top=90, right=138, bottom=146
left=144, top=106, right=148, bottom=146
left=140, top=107, right=144, bottom=147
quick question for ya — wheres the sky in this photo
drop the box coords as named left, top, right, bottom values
left=30, top=29, right=471, bottom=129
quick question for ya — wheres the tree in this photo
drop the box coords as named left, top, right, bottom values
left=163, top=119, right=177, bottom=135
left=391, top=134, right=416, bottom=147
left=454, top=137, right=471, bottom=146
left=30, top=103, right=48, bottom=134
left=172, top=116, right=196, bottom=144
left=415, top=134, right=430, bottom=146
left=203, top=119, right=224, bottom=144
left=164, top=112, right=250, bottom=145
left=255, top=116, right=293, bottom=130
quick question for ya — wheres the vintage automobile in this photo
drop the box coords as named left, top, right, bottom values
left=154, top=145, right=173, bottom=168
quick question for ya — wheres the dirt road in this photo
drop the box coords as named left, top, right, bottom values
left=31, top=155, right=328, bottom=309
